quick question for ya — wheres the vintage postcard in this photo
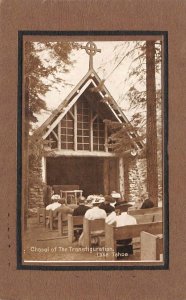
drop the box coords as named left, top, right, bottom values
left=19, top=32, right=168, bottom=269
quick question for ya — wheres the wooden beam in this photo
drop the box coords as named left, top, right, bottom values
left=104, top=123, right=108, bottom=152
left=86, top=77, right=122, bottom=123
left=58, top=122, right=61, bottom=150
left=43, top=78, right=94, bottom=139
left=109, top=158, right=118, bottom=193
left=68, top=109, right=74, bottom=119
left=74, top=103, right=77, bottom=151
left=35, top=70, right=92, bottom=136
left=84, top=93, right=106, bottom=122
left=119, top=157, right=125, bottom=199
left=41, top=156, right=46, bottom=183
left=51, top=130, right=58, bottom=141
left=92, top=113, right=98, bottom=122
left=103, top=158, right=110, bottom=194
left=123, top=161, right=130, bottom=202
left=46, top=150, right=116, bottom=157
left=92, top=69, right=128, bottom=123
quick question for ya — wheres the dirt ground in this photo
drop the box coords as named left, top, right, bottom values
left=23, top=217, right=140, bottom=263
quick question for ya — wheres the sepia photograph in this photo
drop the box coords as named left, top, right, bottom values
left=19, top=33, right=167, bottom=267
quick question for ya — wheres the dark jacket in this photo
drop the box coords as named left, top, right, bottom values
left=99, top=202, right=115, bottom=214
left=73, top=205, right=90, bottom=216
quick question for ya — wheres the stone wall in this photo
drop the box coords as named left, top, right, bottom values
left=125, top=156, right=162, bottom=206
left=28, top=157, right=45, bottom=217
left=125, top=158, right=147, bottom=203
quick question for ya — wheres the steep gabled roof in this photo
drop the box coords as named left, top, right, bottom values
left=34, top=67, right=143, bottom=149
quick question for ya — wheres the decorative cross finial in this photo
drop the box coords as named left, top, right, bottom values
left=81, top=42, right=101, bottom=70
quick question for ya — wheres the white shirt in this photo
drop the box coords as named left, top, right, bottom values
left=46, top=202, right=61, bottom=211
left=84, top=206, right=107, bottom=220
left=106, top=212, right=137, bottom=227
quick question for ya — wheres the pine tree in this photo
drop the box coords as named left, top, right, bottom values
left=23, top=41, right=78, bottom=227
left=146, top=41, right=158, bottom=206
left=102, top=41, right=161, bottom=206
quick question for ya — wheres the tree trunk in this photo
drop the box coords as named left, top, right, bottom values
left=146, top=41, right=158, bottom=206
left=23, top=76, right=30, bottom=230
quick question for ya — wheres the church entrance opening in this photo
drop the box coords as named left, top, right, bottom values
left=46, top=156, right=119, bottom=196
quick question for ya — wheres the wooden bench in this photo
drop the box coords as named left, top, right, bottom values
left=129, top=207, right=162, bottom=225
left=57, top=212, right=69, bottom=235
left=128, top=207, right=162, bottom=216
left=68, top=215, right=84, bottom=243
left=37, top=208, right=53, bottom=228
left=141, top=231, right=163, bottom=260
left=153, top=213, right=162, bottom=222
left=134, top=214, right=154, bottom=224
left=83, top=218, right=105, bottom=247
left=105, top=221, right=163, bottom=260
left=37, top=208, right=46, bottom=225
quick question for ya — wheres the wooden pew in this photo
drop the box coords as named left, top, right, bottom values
left=83, top=218, right=105, bottom=248
left=68, top=215, right=84, bottom=243
left=37, top=208, right=46, bottom=225
left=134, top=214, right=154, bottom=224
left=46, top=210, right=54, bottom=230
left=128, top=207, right=162, bottom=216
left=58, top=212, right=68, bottom=235
left=153, top=213, right=162, bottom=222
left=105, top=221, right=163, bottom=260
left=37, top=208, right=53, bottom=228
left=41, top=210, right=56, bottom=230
left=129, top=208, right=162, bottom=226
left=141, top=231, right=163, bottom=260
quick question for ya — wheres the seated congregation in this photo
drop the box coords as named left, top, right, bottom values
left=37, top=191, right=163, bottom=261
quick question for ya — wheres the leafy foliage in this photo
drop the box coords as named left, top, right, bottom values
left=105, top=120, right=145, bottom=157
left=24, top=41, right=79, bottom=130
left=99, top=41, right=162, bottom=204
left=25, top=42, right=79, bottom=213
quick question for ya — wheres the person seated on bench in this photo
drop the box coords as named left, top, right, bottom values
left=106, top=202, right=137, bottom=257
left=51, top=198, right=74, bottom=229
left=53, top=198, right=74, bottom=218
left=73, top=196, right=90, bottom=240
left=79, top=198, right=107, bottom=246
left=141, top=198, right=154, bottom=209
left=110, top=191, right=121, bottom=207
left=84, top=198, right=107, bottom=220
left=46, top=194, right=61, bottom=211
left=99, top=195, right=115, bottom=214
left=73, top=196, right=90, bottom=216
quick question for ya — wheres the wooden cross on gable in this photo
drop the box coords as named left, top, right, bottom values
left=81, top=42, right=101, bottom=70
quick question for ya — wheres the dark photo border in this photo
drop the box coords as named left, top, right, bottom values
left=17, top=30, right=168, bottom=271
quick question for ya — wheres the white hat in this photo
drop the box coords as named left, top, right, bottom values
left=92, top=197, right=104, bottom=205
left=111, top=191, right=121, bottom=199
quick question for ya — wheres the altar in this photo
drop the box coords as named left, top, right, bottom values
left=60, top=189, right=83, bottom=205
